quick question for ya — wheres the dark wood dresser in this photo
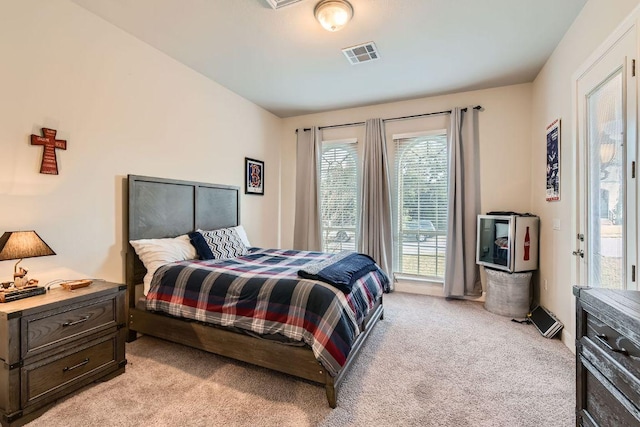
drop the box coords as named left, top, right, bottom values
left=0, top=281, right=126, bottom=426
left=574, top=286, right=640, bottom=426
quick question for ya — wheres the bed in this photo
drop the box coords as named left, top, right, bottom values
left=125, top=174, right=387, bottom=407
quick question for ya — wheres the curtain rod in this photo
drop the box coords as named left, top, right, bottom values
left=295, top=105, right=482, bottom=133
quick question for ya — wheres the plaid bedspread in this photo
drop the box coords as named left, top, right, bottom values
left=146, top=248, right=389, bottom=376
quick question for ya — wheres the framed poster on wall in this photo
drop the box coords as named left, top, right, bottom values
left=245, top=157, right=264, bottom=195
left=546, top=119, right=560, bottom=201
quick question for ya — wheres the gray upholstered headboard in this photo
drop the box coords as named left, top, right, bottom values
left=126, top=174, right=240, bottom=304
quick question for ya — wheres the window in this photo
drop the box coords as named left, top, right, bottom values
left=394, top=133, right=448, bottom=279
left=320, top=141, right=358, bottom=253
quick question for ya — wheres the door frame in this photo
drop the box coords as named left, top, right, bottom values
left=571, top=13, right=639, bottom=290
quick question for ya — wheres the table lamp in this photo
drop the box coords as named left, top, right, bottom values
left=0, top=231, right=55, bottom=287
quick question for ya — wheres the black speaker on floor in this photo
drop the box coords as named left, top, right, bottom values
left=530, top=305, right=563, bottom=338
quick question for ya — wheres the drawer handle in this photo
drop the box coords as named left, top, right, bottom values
left=62, top=315, right=90, bottom=327
left=595, top=334, right=629, bottom=356
left=63, top=358, right=89, bottom=372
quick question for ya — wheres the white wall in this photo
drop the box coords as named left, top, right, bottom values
left=531, top=0, right=640, bottom=349
left=0, top=0, right=282, bottom=285
left=281, top=84, right=533, bottom=252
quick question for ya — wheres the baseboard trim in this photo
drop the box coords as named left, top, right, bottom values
left=561, top=329, right=576, bottom=355
left=395, top=280, right=486, bottom=302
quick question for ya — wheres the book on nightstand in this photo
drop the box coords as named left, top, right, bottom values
left=0, top=286, right=46, bottom=303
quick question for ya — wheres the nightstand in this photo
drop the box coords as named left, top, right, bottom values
left=0, top=281, right=127, bottom=426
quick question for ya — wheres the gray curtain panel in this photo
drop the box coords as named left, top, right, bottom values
left=358, top=119, right=393, bottom=285
left=444, top=107, right=482, bottom=297
left=293, top=127, right=322, bottom=251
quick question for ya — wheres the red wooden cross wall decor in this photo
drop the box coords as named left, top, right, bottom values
left=31, top=128, right=67, bottom=175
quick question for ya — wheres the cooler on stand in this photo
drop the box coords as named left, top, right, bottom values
left=476, top=213, right=539, bottom=317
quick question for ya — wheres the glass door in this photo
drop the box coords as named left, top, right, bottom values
left=576, top=27, right=637, bottom=290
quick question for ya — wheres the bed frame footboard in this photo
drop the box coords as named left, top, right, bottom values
left=326, top=298, right=384, bottom=407
left=128, top=296, right=383, bottom=408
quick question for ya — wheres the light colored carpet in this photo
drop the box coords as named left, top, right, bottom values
left=26, top=292, right=575, bottom=427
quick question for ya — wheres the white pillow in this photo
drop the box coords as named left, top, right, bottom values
left=129, top=234, right=197, bottom=295
left=232, top=225, right=251, bottom=247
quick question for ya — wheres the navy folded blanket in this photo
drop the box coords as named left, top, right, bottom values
left=298, top=251, right=379, bottom=293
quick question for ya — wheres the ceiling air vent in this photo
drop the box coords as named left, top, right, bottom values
left=265, top=0, right=304, bottom=9
left=342, top=42, right=380, bottom=65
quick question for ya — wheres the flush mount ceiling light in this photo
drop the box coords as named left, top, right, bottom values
left=314, top=0, right=354, bottom=32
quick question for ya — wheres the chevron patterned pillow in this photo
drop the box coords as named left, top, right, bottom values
left=195, top=228, right=248, bottom=260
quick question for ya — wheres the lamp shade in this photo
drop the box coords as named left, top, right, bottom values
left=0, top=231, right=56, bottom=261
left=314, top=0, right=353, bottom=32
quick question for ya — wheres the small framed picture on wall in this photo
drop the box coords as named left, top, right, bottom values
left=245, top=157, right=264, bottom=195
left=546, top=118, right=560, bottom=201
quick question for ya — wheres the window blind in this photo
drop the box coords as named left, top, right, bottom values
left=320, top=142, right=358, bottom=253
left=394, top=133, right=448, bottom=279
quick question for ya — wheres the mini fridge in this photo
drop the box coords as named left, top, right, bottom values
left=476, top=214, right=539, bottom=273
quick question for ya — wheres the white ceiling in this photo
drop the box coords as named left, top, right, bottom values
left=70, top=0, right=587, bottom=118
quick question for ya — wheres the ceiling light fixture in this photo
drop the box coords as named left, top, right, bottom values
left=314, top=0, right=353, bottom=32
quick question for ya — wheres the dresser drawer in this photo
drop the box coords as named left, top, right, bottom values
left=22, top=294, right=119, bottom=358
left=585, top=311, right=640, bottom=382
left=580, top=336, right=640, bottom=408
left=580, top=356, right=640, bottom=426
left=21, top=333, right=120, bottom=407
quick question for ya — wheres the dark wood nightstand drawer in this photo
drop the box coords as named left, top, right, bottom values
left=21, top=333, right=120, bottom=407
left=22, top=294, right=118, bottom=358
